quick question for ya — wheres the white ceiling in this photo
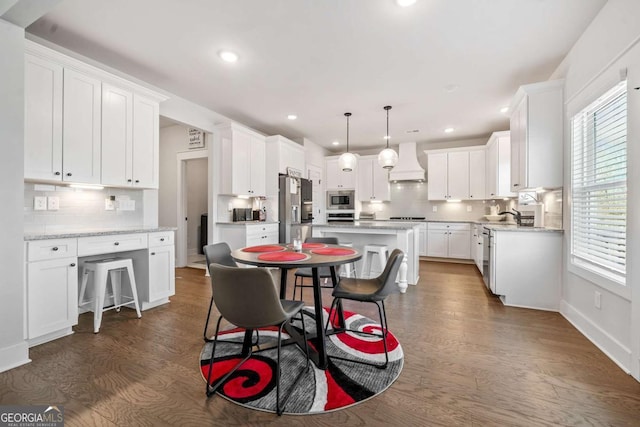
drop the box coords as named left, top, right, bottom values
left=27, top=0, right=606, bottom=151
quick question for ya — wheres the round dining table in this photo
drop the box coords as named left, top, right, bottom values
left=231, top=243, right=362, bottom=370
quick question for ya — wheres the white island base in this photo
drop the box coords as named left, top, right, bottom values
left=313, top=222, right=420, bottom=293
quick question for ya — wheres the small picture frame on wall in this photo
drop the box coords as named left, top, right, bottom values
left=188, top=128, right=205, bottom=149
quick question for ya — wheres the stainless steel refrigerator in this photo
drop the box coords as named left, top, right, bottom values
left=279, top=174, right=312, bottom=243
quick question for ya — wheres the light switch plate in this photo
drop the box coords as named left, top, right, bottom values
left=467, top=205, right=472, bottom=212
left=47, top=196, right=60, bottom=210
left=105, top=198, right=115, bottom=210
left=432, top=205, right=437, bottom=212
left=34, top=196, right=47, bottom=211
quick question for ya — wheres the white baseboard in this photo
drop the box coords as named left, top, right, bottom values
left=0, top=340, right=31, bottom=373
left=560, top=300, right=631, bottom=374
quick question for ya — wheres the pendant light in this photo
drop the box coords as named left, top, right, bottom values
left=338, top=112, right=357, bottom=172
left=378, top=105, right=398, bottom=170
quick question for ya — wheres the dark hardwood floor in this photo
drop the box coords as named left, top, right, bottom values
left=1, top=261, right=639, bottom=426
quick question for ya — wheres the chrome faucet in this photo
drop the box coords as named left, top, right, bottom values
left=498, top=208, right=522, bottom=225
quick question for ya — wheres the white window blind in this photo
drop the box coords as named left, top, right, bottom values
left=571, top=80, right=627, bottom=284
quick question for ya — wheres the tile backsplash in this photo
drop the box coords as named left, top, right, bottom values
left=24, top=183, right=145, bottom=233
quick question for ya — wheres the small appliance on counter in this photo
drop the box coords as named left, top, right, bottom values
left=232, top=208, right=252, bottom=222
left=518, top=203, right=544, bottom=227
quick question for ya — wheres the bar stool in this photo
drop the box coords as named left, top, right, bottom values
left=361, top=244, right=389, bottom=279
left=79, top=258, right=142, bottom=333
left=339, top=242, right=358, bottom=279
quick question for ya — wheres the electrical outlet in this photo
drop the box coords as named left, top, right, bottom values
left=594, top=291, right=601, bottom=309
left=105, top=198, right=115, bottom=210
left=34, top=196, right=47, bottom=211
left=432, top=205, right=437, bottom=212
left=47, top=196, right=60, bottom=210
left=466, top=205, right=472, bottom=212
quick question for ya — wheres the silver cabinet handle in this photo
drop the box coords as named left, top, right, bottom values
left=52, top=247, right=59, bottom=251
left=160, top=238, right=165, bottom=241
left=70, top=263, right=76, bottom=267
left=151, top=252, right=156, bottom=255
left=114, top=242, right=120, bottom=246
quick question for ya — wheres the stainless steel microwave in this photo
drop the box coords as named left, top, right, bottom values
left=327, top=190, right=354, bottom=210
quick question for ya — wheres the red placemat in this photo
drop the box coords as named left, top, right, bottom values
left=257, top=252, right=310, bottom=262
left=242, top=245, right=285, bottom=253
left=302, top=243, right=327, bottom=249
left=311, top=248, right=357, bottom=256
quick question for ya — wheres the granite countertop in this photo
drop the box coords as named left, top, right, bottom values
left=24, top=226, right=177, bottom=241
left=482, top=223, right=564, bottom=233
left=363, top=218, right=563, bottom=232
left=216, top=221, right=279, bottom=225
left=315, top=221, right=421, bottom=230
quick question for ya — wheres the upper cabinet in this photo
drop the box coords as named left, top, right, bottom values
left=101, top=85, right=159, bottom=188
left=357, top=156, right=390, bottom=202
left=486, top=131, right=514, bottom=199
left=219, top=123, right=266, bottom=197
left=24, top=41, right=167, bottom=188
left=426, top=148, right=485, bottom=200
left=325, top=157, right=356, bottom=190
left=265, top=135, right=306, bottom=197
left=509, top=80, right=563, bottom=191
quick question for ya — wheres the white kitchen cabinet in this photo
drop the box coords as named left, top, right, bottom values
left=471, top=224, right=484, bottom=272
left=265, top=135, right=306, bottom=198
left=25, top=55, right=101, bottom=184
left=426, top=222, right=471, bottom=259
left=486, top=131, right=514, bottom=198
left=509, top=80, right=563, bottom=191
left=25, top=238, right=79, bottom=346
left=101, top=85, right=160, bottom=189
left=219, top=123, right=266, bottom=196
left=468, top=150, right=486, bottom=200
left=325, top=157, right=356, bottom=190
left=418, top=222, right=428, bottom=257
left=357, top=156, right=390, bottom=202
left=218, top=223, right=279, bottom=252
left=426, top=149, right=485, bottom=200
left=148, top=232, right=175, bottom=303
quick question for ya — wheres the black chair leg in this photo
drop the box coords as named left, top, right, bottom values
left=203, top=297, right=215, bottom=342
left=276, top=311, right=311, bottom=415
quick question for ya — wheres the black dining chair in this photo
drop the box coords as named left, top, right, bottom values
left=202, top=243, right=238, bottom=342
left=206, top=263, right=310, bottom=416
left=324, top=248, right=404, bottom=369
left=292, top=236, right=339, bottom=300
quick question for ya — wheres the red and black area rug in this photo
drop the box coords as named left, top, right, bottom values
left=199, top=307, right=403, bottom=415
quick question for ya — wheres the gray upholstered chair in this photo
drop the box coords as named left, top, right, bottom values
left=325, top=248, right=404, bottom=369
left=202, top=243, right=238, bottom=342
left=206, top=263, right=310, bottom=415
left=292, top=236, right=339, bottom=300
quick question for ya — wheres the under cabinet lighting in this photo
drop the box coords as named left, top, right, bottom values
left=446, top=199, right=461, bottom=203
left=237, top=195, right=250, bottom=199
left=69, top=184, right=104, bottom=190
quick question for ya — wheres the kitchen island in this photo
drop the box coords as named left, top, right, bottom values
left=312, top=221, right=420, bottom=293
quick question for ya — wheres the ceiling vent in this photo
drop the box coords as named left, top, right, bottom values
left=389, top=142, right=425, bottom=182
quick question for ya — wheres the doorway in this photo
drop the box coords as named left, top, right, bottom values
left=176, top=150, right=209, bottom=268
left=307, top=164, right=324, bottom=224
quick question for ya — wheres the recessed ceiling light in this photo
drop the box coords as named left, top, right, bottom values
left=218, top=50, right=239, bottom=63
left=444, top=84, right=459, bottom=93
left=287, top=114, right=297, bottom=120
left=396, top=0, right=417, bottom=7
left=444, top=127, right=455, bottom=133
left=332, top=141, right=340, bottom=146
left=384, top=135, right=390, bottom=140
left=500, top=106, right=509, bottom=113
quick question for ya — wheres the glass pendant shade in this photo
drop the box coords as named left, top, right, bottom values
left=339, top=152, right=357, bottom=172
left=378, top=147, right=398, bottom=170
left=378, top=105, right=398, bottom=170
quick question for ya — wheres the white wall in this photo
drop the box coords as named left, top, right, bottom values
left=549, top=0, right=640, bottom=378
left=0, top=18, right=29, bottom=371
left=299, top=137, right=328, bottom=169
left=185, top=158, right=208, bottom=255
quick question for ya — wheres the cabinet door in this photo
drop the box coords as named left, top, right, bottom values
left=448, top=229, right=471, bottom=259
left=486, top=140, right=498, bottom=198
left=372, top=161, right=390, bottom=201
left=27, top=258, right=78, bottom=339
left=357, top=158, right=374, bottom=201
left=468, top=150, right=486, bottom=200
left=325, top=159, right=341, bottom=190
left=419, top=228, right=427, bottom=256
left=340, top=168, right=356, bottom=189
left=63, top=69, right=102, bottom=184
left=510, top=97, right=527, bottom=191
left=132, top=94, right=159, bottom=188
left=231, top=130, right=251, bottom=195
left=427, top=230, right=448, bottom=257
left=24, top=54, right=63, bottom=181
left=101, top=84, right=133, bottom=186
left=249, top=135, right=266, bottom=196
left=447, top=151, right=469, bottom=200
left=427, top=153, right=448, bottom=200
left=149, top=245, right=175, bottom=301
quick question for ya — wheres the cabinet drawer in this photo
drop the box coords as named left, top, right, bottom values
left=246, top=223, right=278, bottom=237
left=427, top=222, right=470, bottom=231
left=27, top=239, right=78, bottom=262
left=78, top=233, right=147, bottom=256
left=148, top=231, right=174, bottom=247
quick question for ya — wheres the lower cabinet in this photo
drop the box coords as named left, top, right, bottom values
left=426, top=222, right=471, bottom=259
left=146, top=231, right=176, bottom=306
left=418, top=223, right=427, bottom=256
left=218, top=223, right=279, bottom=251
left=471, top=224, right=484, bottom=271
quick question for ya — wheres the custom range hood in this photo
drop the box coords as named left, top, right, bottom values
left=389, top=142, right=425, bottom=182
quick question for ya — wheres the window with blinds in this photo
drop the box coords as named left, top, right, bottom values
left=571, top=80, right=627, bottom=284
